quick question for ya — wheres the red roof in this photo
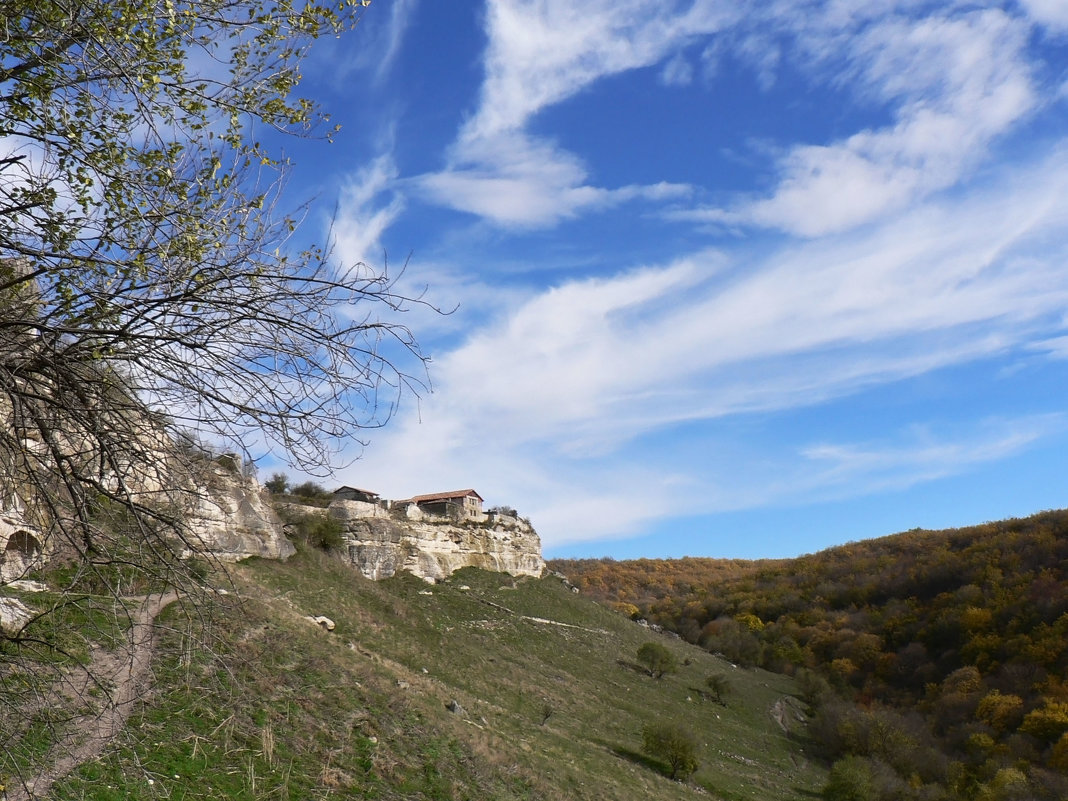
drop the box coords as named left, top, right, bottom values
left=409, top=489, right=483, bottom=504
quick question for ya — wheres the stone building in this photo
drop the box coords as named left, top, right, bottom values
left=333, top=486, right=381, bottom=504
left=399, top=489, right=484, bottom=521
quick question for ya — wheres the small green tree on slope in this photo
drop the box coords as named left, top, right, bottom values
left=642, top=722, right=698, bottom=781
left=637, top=642, right=678, bottom=679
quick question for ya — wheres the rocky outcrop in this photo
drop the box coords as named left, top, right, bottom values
left=328, top=501, right=544, bottom=582
left=0, top=461, right=291, bottom=577
left=0, top=512, right=45, bottom=583
left=182, top=465, right=294, bottom=562
left=0, top=596, right=34, bottom=634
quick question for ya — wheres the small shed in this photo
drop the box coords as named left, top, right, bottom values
left=333, top=486, right=381, bottom=504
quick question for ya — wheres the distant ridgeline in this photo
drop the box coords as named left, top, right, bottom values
left=550, top=509, right=1068, bottom=800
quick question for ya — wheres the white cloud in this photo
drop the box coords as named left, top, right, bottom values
left=799, top=415, right=1065, bottom=495
left=696, top=8, right=1038, bottom=235
left=326, top=0, right=418, bottom=83
left=331, top=154, right=405, bottom=268
left=418, top=130, right=690, bottom=227
left=660, top=52, right=694, bottom=86
left=416, top=0, right=730, bottom=227
left=346, top=148, right=1068, bottom=547
left=418, top=2, right=1052, bottom=232
left=467, top=0, right=734, bottom=141
left=1029, top=335, right=1068, bottom=360
left=1019, top=0, right=1068, bottom=31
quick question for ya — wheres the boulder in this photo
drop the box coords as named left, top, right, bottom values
left=306, top=615, right=335, bottom=631
left=0, top=596, right=34, bottom=634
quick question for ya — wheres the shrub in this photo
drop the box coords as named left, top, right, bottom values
left=704, top=673, right=731, bottom=705
left=265, top=473, right=289, bottom=494
left=641, top=722, right=698, bottom=780
left=290, top=481, right=332, bottom=501
left=636, top=642, right=678, bottom=679
left=279, top=508, right=346, bottom=552
left=822, top=756, right=876, bottom=801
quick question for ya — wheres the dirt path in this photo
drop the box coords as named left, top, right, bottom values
left=9, top=590, right=179, bottom=801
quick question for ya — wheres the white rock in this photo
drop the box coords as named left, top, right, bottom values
left=182, top=467, right=294, bottom=562
left=7, top=579, right=48, bottom=592
left=339, top=513, right=544, bottom=583
left=0, top=597, right=33, bottom=634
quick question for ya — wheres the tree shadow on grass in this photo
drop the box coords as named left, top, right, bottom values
left=615, top=658, right=652, bottom=677
left=604, top=742, right=670, bottom=778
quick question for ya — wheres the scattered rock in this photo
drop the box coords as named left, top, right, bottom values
left=0, top=596, right=33, bottom=634
left=306, top=615, right=335, bottom=631
left=445, top=699, right=464, bottom=716
left=7, top=579, right=48, bottom=592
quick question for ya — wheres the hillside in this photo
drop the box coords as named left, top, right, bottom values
left=2, top=546, right=825, bottom=800
left=550, top=509, right=1068, bottom=800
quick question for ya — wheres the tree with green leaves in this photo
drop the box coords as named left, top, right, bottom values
left=0, top=0, right=426, bottom=790
left=637, top=641, right=678, bottom=679
left=704, top=673, right=731, bottom=705
left=264, top=473, right=290, bottom=495
left=641, top=722, right=698, bottom=781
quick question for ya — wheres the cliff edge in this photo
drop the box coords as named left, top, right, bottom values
left=290, top=498, right=545, bottom=582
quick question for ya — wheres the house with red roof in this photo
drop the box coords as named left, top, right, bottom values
left=399, top=489, right=484, bottom=520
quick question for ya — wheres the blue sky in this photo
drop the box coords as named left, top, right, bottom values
left=276, top=0, right=1068, bottom=560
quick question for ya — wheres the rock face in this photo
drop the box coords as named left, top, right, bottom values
left=0, top=596, right=34, bottom=634
left=182, top=464, right=294, bottom=562
left=327, top=500, right=545, bottom=582
left=0, top=511, right=45, bottom=583
left=0, top=461, right=292, bottom=577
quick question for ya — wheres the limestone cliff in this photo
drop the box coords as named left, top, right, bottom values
left=313, top=499, right=545, bottom=582
left=0, top=511, right=44, bottom=584
left=182, top=464, right=294, bottom=562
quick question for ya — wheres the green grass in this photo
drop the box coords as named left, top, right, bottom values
left=33, top=547, right=826, bottom=800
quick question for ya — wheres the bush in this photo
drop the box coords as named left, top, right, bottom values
left=641, top=722, right=698, bottom=780
left=280, top=508, right=346, bottom=552
left=636, top=642, right=678, bottom=679
left=264, top=473, right=289, bottom=494
left=705, top=673, right=731, bottom=705
left=290, top=481, right=332, bottom=501
left=823, top=756, right=876, bottom=801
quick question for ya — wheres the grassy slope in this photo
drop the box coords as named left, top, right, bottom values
left=47, top=547, right=825, bottom=800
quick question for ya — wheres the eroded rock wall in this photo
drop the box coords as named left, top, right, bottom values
left=330, top=501, right=544, bottom=582
left=182, top=466, right=294, bottom=562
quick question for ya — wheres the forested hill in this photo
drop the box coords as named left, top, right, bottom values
left=549, top=509, right=1068, bottom=799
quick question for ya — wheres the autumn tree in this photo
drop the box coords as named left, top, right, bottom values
left=1020, top=699, right=1068, bottom=743
left=0, top=0, right=425, bottom=790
